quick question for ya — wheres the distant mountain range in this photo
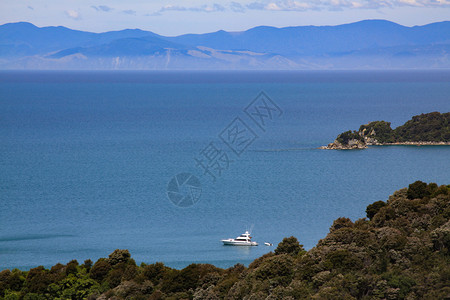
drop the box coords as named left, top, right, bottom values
left=1, top=20, right=450, bottom=70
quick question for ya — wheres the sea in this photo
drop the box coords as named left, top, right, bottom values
left=0, top=70, right=449, bottom=271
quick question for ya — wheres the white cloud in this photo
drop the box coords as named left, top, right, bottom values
left=153, top=3, right=226, bottom=15
left=91, top=5, right=113, bottom=12
left=246, top=2, right=267, bottom=9
left=246, top=0, right=314, bottom=11
left=230, top=2, right=246, bottom=12
left=206, top=4, right=226, bottom=11
left=244, top=0, right=450, bottom=11
left=122, top=9, right=137, bottom=15
left=65, top=9, right=81, bottom=20
left=143, top=0, right=450, bottom=17
left=266, top=2, right=282, bottom=10
left=395, top=0, right=450, bottom=6
left=160, top=5, right=188, bottom=12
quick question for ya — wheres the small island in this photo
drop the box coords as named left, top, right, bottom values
left=321, top=112, right=450, bottom=150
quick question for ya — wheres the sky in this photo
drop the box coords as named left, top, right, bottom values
left=0, top=0, right=449, bottom=36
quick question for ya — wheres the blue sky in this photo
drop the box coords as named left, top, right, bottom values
left=1, top=0, right=449, bottom=35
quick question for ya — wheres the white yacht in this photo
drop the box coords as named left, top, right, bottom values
left=221, top=231, right=258, bottom=246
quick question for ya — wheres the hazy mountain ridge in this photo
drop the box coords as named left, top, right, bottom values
left=1, top=20, right=450, bottom=69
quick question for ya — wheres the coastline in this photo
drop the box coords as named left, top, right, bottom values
left=319, top=141, right=450, bottom=150
left=320, top=112, right=450, bottom=150
left=2, top=182, right=448, bottom=299
left=373, top=141, right=450, bottom=146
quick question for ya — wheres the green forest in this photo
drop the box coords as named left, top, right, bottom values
left=1, top=181, right=449, bottom=300
left=337, top=111, right=450, bottom=145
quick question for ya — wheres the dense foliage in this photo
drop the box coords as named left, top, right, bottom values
left=1, top=182, right=449, bottom=299
left=336, top=130, right=364, bottom=145
left=340, top=112, right=450, bottom=145
left=393, top=112, right=450, bottom=142
left=359, top=121, right=394, bottom=143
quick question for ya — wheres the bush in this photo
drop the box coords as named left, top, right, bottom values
left=336, top=130, right=363, bottom=145
left=275, top=236, right=304, bottom=256
left=366, top=201, right=387, bottom=220
left=431, top=221, right=450, bottom=251
left=84, top=259, right=93, bottom=272
left=325, top=250, right=363, bottom=271
left=253, top=254, right=294, bottom=286
left=108, top=249, right=131, bottom=266
left=142, top=263, right=168, bottom=285
left=4, top=291, right=20, bottom=300
left=330, top=217, right=354, bottom=232
left=359, top=121, right=394, bottom=143
left=66, top=260, right=79, bottom=276
left=161, top=264, right=220, bottom=294
left=23, top=293, right=44, bottom=300
left=0, top=270, right=24, bottom=296
left=431, top=185, right=449, bottom=197
left=393, top=112, right=450, bottom=142
left=382, top=272, right=415, bottom=299
left=407, top=181, right=430, bottom=199
left=25, top=266, right=51, bottom=294
left=90, top=259, right=111, bottom=282
left=106, top=268, right=124, bottom=288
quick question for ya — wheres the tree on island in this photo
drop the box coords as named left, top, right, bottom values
left=325, top=111, right=450, bottom=149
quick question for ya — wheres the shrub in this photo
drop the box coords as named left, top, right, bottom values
left=23, top=293, right=44, bottom=300
left=377, top=227, right=407, bottom=250
left=90, top=259, right=111, bottom=282
left=330, top=217, right=354, bottom=232
left=336, top=130, right=363, bottom=145
left=382, top=272, right=415, bottom=299
left=142, top=262, right=168, bottom=285
left=106, top=268, right=124, bottom=288
left=275, top=236, right=305, bottom=256
left=25, top=266, right=51, bottom=294
left=432, top=185, right=449, bottom=197
left=161, top=263, right=220, bottom=294
left=84, top=259, right=93, bottom=272
left=431, top=221, right=450, bottom=251
left=108, top=249, right=131, bottom=266
left=359, top=121, right=393, bottom=143
left=4, top=291, right=20, bottom=300
left=407, top=181, right=430, bottom=199
left=325, top=250, right=363, bottom=271
left=393, top=112, right=450, bottom=142
left=66, top=260, right=79, bottom=276
left=366, top=201, right=387, bottom=220
left=253, top=254, right=294, bottom=286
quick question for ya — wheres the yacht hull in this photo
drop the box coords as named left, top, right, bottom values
left=221, top=240, right=258, bottom=246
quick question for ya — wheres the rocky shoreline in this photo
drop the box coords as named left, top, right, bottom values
left=319, top=139, right=367, bottom=150
left=320, top=112, right=450, bottom=150
left=320, top=140, right=450, bottom=150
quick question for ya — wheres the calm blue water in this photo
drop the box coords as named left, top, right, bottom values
left=1, top=70, right=449, bottom=270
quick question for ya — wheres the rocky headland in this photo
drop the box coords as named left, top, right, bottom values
left=321, top=112, right=450, bottom=150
